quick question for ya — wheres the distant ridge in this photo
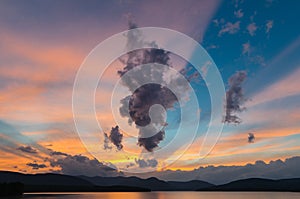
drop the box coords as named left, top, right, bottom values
left=0, top=171, right=148, bottom=192
left=198, top=178, right=300, bottom=192
left=79, top=175, right=213, bottom=191
left=0, top=171, right=212, bottom=191
left=0, top=171, right=92, bottom=186
left=1, top=171, right=299, bottom=192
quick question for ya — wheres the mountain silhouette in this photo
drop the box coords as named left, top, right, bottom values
left=0, top=171, right=212, bottom=192
left=79, top=176, right=213, bottom=191
left=198, top=178, right=300, bottom=192
left=1, top=171, right=299, bottom=192
left=0, top=171, right=148, bottom=192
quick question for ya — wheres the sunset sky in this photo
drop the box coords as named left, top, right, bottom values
left=0, top=0, right=300, bottom=182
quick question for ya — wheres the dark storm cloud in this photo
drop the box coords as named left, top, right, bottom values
left=49, top=153, right=121, bottom=177
left=137, top=129, right=165, bottom=152
left=26, top=162, right=47, bottom=170
left=115, top=22, right=193, bottom=152
left=135, top=158, right=158, bottom=168
left=135, top=156, right=300, bottom=185
left=104, top=126, right=123, bottom=151
left=248, top=133, right=255, bottom=143
left=224, top=71, right=247, bottom=124
left=17, top=145, right=38, bottom=154
left=118, top=57, right=173, bottom=152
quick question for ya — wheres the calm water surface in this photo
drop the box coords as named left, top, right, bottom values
left=23, top=192, right=300, bottom=199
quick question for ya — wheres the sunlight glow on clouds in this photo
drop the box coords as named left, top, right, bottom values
left=0, top=0, right=299, bottom=177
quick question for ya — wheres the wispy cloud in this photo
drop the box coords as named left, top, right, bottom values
left=218, top=21, right=240, bottom=36
left=266, top=20, right=274, bottom=33
left=200, top=61, right=212, bottom=78
left=242, top=41, right=251, bottom=55
left=234, top=9, right=244, bottom=18
left=247, top=22, right=258, bottom=36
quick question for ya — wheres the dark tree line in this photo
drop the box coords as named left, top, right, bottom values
left=0, top=182, right=24, bottom=196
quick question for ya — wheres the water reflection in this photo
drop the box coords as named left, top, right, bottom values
left=23, top=192, right=300, bottom=199
left=23, top=192, right=162, bottom=199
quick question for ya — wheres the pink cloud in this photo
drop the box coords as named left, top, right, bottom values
left=266, top=20, right=274, bottom=33
left=247, top=22, right=257, bottom=36
left=242, top=41, right=251, bottom=55
left=218, top=21, right=240, bottom=36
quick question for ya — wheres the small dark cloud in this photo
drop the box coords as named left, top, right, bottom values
left=224, top=71, right=247, bottom=124
left=137, top=130, right=165, bottom=152
left=17, top=145, right=38, bottom=154
left=135, top=158, right=158, bottom=168
left=126, top=162, right=135, bottom=168
left=104, top=126, right=123, bottom=150
left=19, top=169, right=27, bottom=173
left=248, top=133, right=255, bottom=143
left=26, top=162, right=47, bottom=170
left=50, top=150, right=69, bottom=156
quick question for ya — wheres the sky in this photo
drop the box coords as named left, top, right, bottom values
left=0, top=0, right=300, bottom=183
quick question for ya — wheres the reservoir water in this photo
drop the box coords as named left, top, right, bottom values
left=23, top=192, right=300, bottom=199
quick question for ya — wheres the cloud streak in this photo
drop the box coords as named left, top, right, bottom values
left=17, top=146, right=38, bottom=154
left=248, top=67, right=300, bottom=107
left=218, top=21, right=240, bottom=36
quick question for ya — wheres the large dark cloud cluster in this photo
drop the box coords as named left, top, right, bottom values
left=119, top=83, right=178, bottom=152
left=114, top=22, right=192, bottom=152
left=224, top=71, right=247, bottom=124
